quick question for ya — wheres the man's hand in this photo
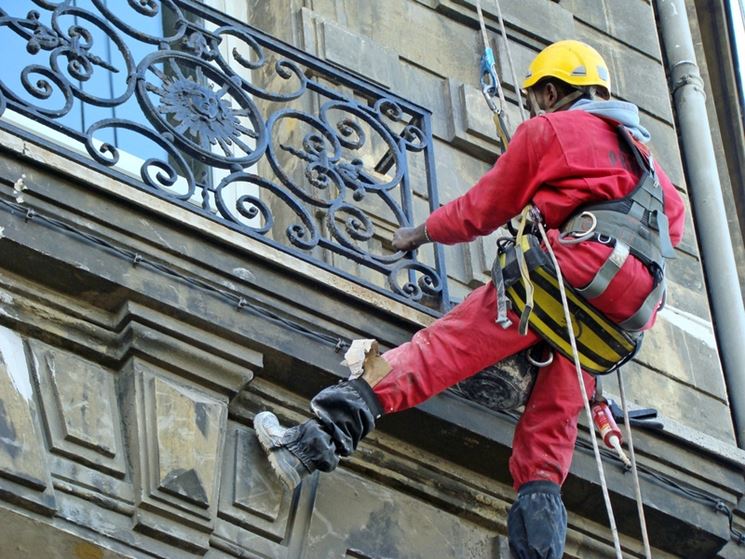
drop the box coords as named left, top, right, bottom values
left=392, top=223, right=430, bottom=252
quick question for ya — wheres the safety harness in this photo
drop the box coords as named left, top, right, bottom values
left=561, top=124, right=676, bottom=331
left=492, top=123, right=676, bottom=375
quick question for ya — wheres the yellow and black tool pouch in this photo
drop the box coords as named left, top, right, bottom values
left=494, top=234, right=641, bottom=375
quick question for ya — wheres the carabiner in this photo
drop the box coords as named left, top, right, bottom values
left=558, top=211, right=597, bottom=245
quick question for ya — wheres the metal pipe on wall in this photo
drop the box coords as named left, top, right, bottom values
left=656, top=0, right=745, bottom=448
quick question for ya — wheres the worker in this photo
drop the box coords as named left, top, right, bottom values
left=254, top=40, right=685, bottom=558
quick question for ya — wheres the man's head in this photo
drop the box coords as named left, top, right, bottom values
left=522, top=40, right=611, bottom=117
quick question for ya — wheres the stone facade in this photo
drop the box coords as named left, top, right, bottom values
left=0, top=1, right=743, bottom=558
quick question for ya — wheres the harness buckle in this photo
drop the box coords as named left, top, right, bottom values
left=597, top=233, right=613, bottom=245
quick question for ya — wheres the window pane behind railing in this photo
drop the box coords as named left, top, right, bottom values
left=0, top=0, right=448, bottom=315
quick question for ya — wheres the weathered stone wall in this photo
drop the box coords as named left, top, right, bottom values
left=0, top=1, right=743, bottom=558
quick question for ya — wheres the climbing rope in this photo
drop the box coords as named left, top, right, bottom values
left=534, top=216, right=625, bottom=559
left=617, top=371, right=653, bottom=558
left=488, top=0, right=528, bottom=122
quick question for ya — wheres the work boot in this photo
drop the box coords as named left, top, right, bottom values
left=253, top=412, right=314, bottom=491
left=254, top=378, right=383, bottom=490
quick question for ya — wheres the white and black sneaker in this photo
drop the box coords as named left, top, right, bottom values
left=253, top=412, right=312, bottom=491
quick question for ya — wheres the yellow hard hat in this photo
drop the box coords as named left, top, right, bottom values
left=522, top=40, right=611, bottom=97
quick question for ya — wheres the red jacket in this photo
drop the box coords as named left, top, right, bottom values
left=425, top=110, right=685, bottom=327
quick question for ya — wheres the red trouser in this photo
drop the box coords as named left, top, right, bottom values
left=373, top=282, right=595, bottom=489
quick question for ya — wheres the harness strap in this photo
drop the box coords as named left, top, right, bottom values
left=620, top=277, right=666, bottom=331
left=493, top=111, right=511, bottom=150
left=577, top=241, right=631, bottom=299
left=515, top=206, right=535, bottom=335
left=491, top=251, right=513, bottom=328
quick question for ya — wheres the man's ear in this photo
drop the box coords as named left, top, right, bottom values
left=544, top=82, right=560, bottom=110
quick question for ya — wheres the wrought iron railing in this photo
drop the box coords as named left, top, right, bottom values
left=0, top=0, right=448, bottom=314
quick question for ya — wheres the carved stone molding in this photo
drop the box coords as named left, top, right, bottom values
left=121, top=358, right=229, bottom=553
left=0, top=325, right=56, bottom=514
left=213, top=420, right=321, bottom=558
left=28, top=339, right=127, bottom=479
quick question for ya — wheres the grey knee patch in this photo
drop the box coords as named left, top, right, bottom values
left=508, top=481, right=567, bottom=559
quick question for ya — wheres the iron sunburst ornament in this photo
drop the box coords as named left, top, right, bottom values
left=137, top=51, right=265, bottom=166
left=158, top=76, right=245, bottom=150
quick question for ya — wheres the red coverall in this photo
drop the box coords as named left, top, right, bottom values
left=372, top=110, right=685, bottom=489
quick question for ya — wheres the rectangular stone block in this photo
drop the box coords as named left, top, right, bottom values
left=622, top=360, right=735, bottom=443
left=28, top=339, right=127, bottom=478
left=562, top=0, right=661, bottom=60
left=635, top=308, right=724, bottom=400
left=560, top=0, right=608, bottom=33
left=304, top=467, right=498, bottom=558
left=122, top=359, right=229, bottom=550
left=645, top=116, right=686, bottom=188
left=392, top=60, right=451, bottom=140
left=675, top=192, right=699, bottom=257
left=321, top=19, right=400, bottom=88
left=217, top=423, right=293, bottom=540
left=350, top=0, right=482, bottom=89
left=577, top=24, right=674, bottom=122
left=463, top=0, right=576, bottom=44
left=605, top=0, right=661, bottom=60
left=0, top=326, right=55, bottom=514
left=495, top=37, right=537, bottom=94
left=447, top=79, right=522, bottom=162
left=430, top=137, right=492, bottom=206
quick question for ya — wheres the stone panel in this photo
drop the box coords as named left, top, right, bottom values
left=28, top=339, right=127, bottom=478
left=220, top=423, right=291, bottom=532
left=644, top=115, right=686, bottom=188
left=0, top=325, right=55, bottom=513
left=604, top=0, right=661, bottom=60
left=392, top=60, right=451, bottom=141
left=494, top=37, right=541, bottom=94
left=213, top=422, right=310, bottom=558
left=321, top=19, right=400, bottom=88
left=449, top=0, right=576, bottom=45
left=665, top=254, right=710, bottom=320
left=636, top=307, right=719, bottom=390
left=349, top=0, right=482, bottom=87
left=674, top=192, right=699, bottom=257
left=562, top=0, right=661, bottom=60
left=560, top=0, right=607, bottom=34
left=622, top=360, right=735, bottom=443
left=576, top=24, right=674, bottom=122
left=446, top=80, right=523, bottom=163
left=305, top=467, right=498, bottom=558
left=122, top=359, right=228, bottom=553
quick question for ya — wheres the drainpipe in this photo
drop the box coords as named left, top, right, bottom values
left=656, top=0, right=745, bottom=448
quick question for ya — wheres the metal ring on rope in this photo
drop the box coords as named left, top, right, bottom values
left=527, top=346, right=554, bottom=367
